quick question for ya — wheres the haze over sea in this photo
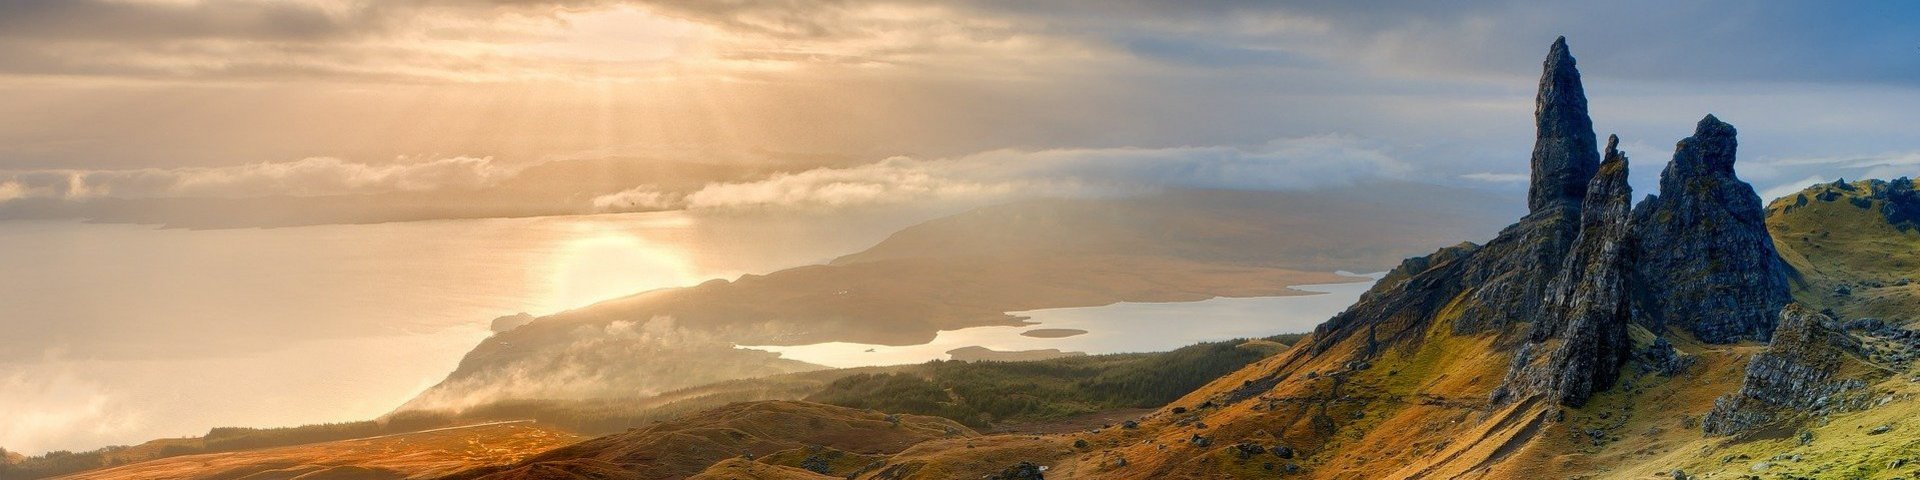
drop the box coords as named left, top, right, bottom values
left=0, top=210, right=928, bottom=454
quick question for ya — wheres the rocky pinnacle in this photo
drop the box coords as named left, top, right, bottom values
left=1630, top=115, right=1791, bottom=343
left=1528, top=36, right=1602, bottom=213
left=1496, top=134, right=1634, bottom=406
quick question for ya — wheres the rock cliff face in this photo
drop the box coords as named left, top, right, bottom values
left=1443, top=37, right=1595, bottom=334
left=1702, top=305, right=1873, bottom=435
left=1495, top=136, right=1634, bottom=406
left=1631, top=115, right=1792, bottom=343
left=1309, top=40, right=1789, bottom=412
left=1529, top=36, right=1602, bottom=213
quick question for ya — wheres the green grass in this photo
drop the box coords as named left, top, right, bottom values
left=803, top=339, right=1289, bottom=428
left=1769, top=179, right=1920, bottom=327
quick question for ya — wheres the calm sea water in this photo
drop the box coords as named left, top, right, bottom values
left=0, top=209, right=932, bottom=454
left=741, top=275, right=1380, bottom=368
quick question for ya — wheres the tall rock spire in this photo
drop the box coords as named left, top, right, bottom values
left=1442, top=37, right=1596, bottom=333
left=1528, top=36, right=1601, bottom=213
left=1495, top=134, right=1634, bottom=406
left=1630, top=115, right=1791, bottom=343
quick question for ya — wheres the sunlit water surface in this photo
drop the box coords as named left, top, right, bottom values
left=0, top=209, right=933, bottom=454
left=743, top=274, right=1381, bottom=369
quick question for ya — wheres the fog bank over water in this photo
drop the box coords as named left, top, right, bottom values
left=0, top=208, right=938, bottom=454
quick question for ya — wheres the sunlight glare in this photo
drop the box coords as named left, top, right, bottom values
left=547, top=224, right=696, bottom=311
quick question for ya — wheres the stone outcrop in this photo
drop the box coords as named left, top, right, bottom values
left=1310, top=39, right=1620, bottom=408
left=1495, top=136, right=1635, bottom=406
left=1444, top=37, right=1595, bottom=334
left=1528, top=36, right=1602, bottom=213
left=1702, top=305, right=1874, bottom=436
left=1306, top=39, right=1794, bottom=411
left=1630, top=115, right=1792, bottom=343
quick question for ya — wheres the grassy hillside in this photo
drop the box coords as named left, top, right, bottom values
left=806, top=339, right=1291, bottom=428
left=440, top=401, right=973, bottom=480
left=1769, top=178, right=1920, bottom=328
left=29, top=336, right=1297, bottom=479
left=57, top=422, right=578, bottom=480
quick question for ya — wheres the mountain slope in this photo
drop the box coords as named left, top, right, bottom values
left=1770, top=178, right=1920, bottom=328
left=57, top=422, right=578, bottom=480
left=438, top=401, right=974, bottom=480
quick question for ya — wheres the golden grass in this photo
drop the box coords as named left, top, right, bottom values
left=60, top=422, right=579, bottom=480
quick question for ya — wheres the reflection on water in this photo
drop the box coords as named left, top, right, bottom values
left=742, top=275, right=1381, bottom=369
left=0, top=208, right=935, bottom=454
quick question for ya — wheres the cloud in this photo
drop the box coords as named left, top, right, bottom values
left=595, top=136, right=1411, bottom=211
left=1759, top=175, right=1830, bottom=203
left=590, top=186, right=679, bottom=211
left=0, top=351, right=142, bottom=455
left=0, top=156, right=515, bottom=201
left=1459, top=172, right=1528, bottom=183
left=1742, top=151, right=1920, bottom=198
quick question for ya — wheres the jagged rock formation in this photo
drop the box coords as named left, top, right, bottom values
left=1310, top=39, right=1613, bottom=395
left=1443, top=38, right=1599, bottom=334
left=1529, top=36, right=1602, bottom=213
left=1312, top=41, right=1788, bottom=414
left=1631, top=115, right=1792, bottom=343
left=1702, top=305, right=1875, bottom=436
left=1495, top=136, right=1634, bottom=406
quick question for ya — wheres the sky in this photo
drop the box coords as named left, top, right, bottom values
left=0, top=0, right=1915, bottom=211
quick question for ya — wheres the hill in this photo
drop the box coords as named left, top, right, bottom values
left=437, top=401, right=973, bottom=480
left=55, top=422, right=578, bottom=480
left=27, top=336, right=1293, bottom=480
left=1769, top=178, right=1920, bottom=329
left=404, top=185, right=1508, bottom=412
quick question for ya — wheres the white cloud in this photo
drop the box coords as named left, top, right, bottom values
left=591, top=185, right=680, bottom=211
left=400, top=316, right=802, bottom=412
left=0, top=156, right=516, bottom=201
left=1745, top=151, right=1920, bottom=197
left=0, top=352, right=142, bottom=455
left=601, top=136, right=1411, bottom=211
left=1459, top=172, right=1527, bottom=183
left=1759, top=175, right=1829, bottom=203
left=0, top=181, right=25, bottom=202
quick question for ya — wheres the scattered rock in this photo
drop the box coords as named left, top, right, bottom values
left=1704, top=305, right=1873, bottom=436
left=986, top=462, right=1046, bottom=480
left=1232, top=443, right=1266, bottom=459
left=1272, top=445, right=1294, bottom=459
